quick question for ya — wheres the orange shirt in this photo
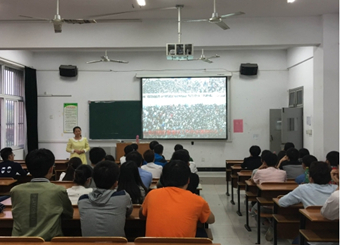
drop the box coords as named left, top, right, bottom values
left=141, top=187, right=211, bottom=237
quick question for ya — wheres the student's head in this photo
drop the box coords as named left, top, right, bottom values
left=25, top=149, right=55, bottom=178
left=284, top=142, right=295, bottom=151
left=174, top=144, right=184, bottom=151
left=277, top=151, right=286, bottom=163
left=302, top=155, right=318, bottom=168
left=326, top=151, right=339, bottom=167
left=143, top=150, right=154, bottom=163
left=124, top=145, right=134, bottom=156
left=162, top=160, right=191, bottom=188
left=298, top=148, right=310, bottom=159
left=261, top=150, right=271, bottom=162
left=93, top=160, right=120, bottom=189
left=286, top=148, right=299, bottom=161
left=126, top=151, right=143, bottom=167
left=0, top=147, right=13, bottom=161
left=104, top=155, right=115, bottom=162
left=63, top=157, right=82, bottom=181
left=171, top=149, right=190, bottom=163
left=309, top=161, right=331, bottom=184
left=262, top=152, right=278, bottom=167
left=249, top=145, right=261, bottom=157
left=131, top=143, right=138, bottom=151
left=73, top=126, right=82, bottom=137
left=74, top=165, right=93, bottom=186
left=89, top=147, right=106, bottom=165
left=154, top=144, right=164, bottom=155
left=149, top=141, right=159, bottom=150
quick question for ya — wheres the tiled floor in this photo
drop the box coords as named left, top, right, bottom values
left=199, top=172, right=291, bottom=245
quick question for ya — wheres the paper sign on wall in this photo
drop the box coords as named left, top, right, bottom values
left=64, top=103, right=78, bottom=133
left=233, top=119, right=243, bottom=133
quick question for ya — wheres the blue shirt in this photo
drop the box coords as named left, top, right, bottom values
left=295, top=173, right=305, bottom=184
left=154, top=153, right=167, bottom=167
left=138, top=168, right=152, bottom=188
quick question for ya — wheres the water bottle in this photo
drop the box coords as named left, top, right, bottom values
left=136, top=135, right=139, bottom=144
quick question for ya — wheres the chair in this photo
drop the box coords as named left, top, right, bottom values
left=51, top=236, right=128, bottom=243
left=0, top=236, right=45, bottom=242
left=134, top=237, right=213, bottom=243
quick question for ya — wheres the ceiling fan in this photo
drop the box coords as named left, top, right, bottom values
left=86, top=51, right=129, bottom=64
left=188, top=49, right=220, bottom=63
left=186, top=0, right=244, bottom=30
left=19, top=0, right=96, bottom=33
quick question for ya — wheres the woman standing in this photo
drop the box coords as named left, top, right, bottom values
left=66, top=126, right=90, bottom=164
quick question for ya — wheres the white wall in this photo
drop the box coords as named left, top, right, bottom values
left=35, top=49, right=288, bottom=167
left=0, top=50, right=33, bottom=67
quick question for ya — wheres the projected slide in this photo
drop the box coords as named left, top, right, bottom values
left=142, top=77, right=227, bottom=139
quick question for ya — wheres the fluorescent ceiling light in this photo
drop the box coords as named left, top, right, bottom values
left=137, top=0, right=146, bottom=6
left=287, top=0, right=295, bottom=2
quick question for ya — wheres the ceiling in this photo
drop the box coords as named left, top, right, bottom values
left=0, top=0, right=338, bottom=21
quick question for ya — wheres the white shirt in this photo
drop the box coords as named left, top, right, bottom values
left=59, top=172, right=66, bottom=181
left=67, top=185, right=93, bottom=205
left=120, top=156, right=126, bottom=165
left=189, top=161, right=198, bottom=174
left=141, top=162, right=162, bottom=178
left=321, top=190, right=339, bottom=220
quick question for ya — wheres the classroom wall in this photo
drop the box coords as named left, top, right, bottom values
left=35, top=49, right=288, bottom=167
left=0, top=50, right=33, bottom=66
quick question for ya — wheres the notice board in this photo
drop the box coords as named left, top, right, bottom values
left=89, top=101, right=142, bottom=139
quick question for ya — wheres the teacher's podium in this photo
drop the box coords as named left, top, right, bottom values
left=116, top=143, right=150, bottom=160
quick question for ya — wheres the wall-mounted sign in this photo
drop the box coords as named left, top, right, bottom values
left=64, top=103, right=78, bottom=133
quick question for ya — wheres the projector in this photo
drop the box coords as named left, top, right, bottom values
left=166, top=43, right=194, bottom=61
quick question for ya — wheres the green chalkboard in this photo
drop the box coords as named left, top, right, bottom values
left=89, top=101, right=142, bottom=139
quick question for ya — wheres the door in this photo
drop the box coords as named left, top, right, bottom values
left=270, top=109, right=282, bottom=153
left=281, top=107, right=303, bottom=150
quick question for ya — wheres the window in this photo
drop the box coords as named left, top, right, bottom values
left=0, top=65, right=25, bottom=149
left=289, top=87, right=303, bottom=108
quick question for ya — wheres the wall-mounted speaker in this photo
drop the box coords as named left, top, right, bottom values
left=59, top=65, right=78, bottom=77
left=240, top=63, right=258, bottom=76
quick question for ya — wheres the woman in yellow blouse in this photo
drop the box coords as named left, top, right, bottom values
left=66, top=126, right=90, bottom=164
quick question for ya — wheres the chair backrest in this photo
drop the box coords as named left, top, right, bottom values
left=51, top=236, right=128, bottom=243
left=0, top=236, right=45, bottom=242
left=134, top=237, right=213, bottom=243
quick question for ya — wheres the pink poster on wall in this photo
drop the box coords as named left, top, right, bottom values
left=233, top=119, right=243, bottom=133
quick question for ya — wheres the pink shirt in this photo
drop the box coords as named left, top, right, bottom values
left=253, top=167, right=287, bottom=184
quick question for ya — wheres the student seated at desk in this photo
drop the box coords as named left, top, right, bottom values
left=321, top=168, right=339, bottom=220
left=141, top=150, right=162, bottom=178
left=241, top=145, right=262, bottom=170
left=126, top=151, right=152, bottom=189
left=295, top=155, right=317, bottom=184
left=10, top=149, right=73, bottom=241
left=298, top=148, right=310, bottom=162
left=120, top=145, right=133, bottom=165
left=67, top=165, right=93, bottom=205
left=88, top=147, right=106, bottom=188
left=277, top=148, right=304, bottom=179
left=78, top=160, right=132, bottom=237
left=139, top=160, right=215, bottom=237
left=325, top=151, right=339, bottom=168
left=149, top=140, right=159, bottom=151
left=118, top=161, right=148, bottom=204
left=154, top=144, right=167, bottom=167
left=59, top=157, right=82, bottom=181
left=0, top=147, right=27, bottom=178
left=250, top=150, right=271, bottom=179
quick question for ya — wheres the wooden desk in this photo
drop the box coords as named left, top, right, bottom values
left=230, top=165, right=241, bottom=205
left=299, top=206, right=339, bottom=245
left=0, top=243, right=221, bottom=245
left=16, top=160, right=68, bottom=180
left=236, top=171, right=252, bottom=216
left=0, top=179, right=17, bottom=195
left=256, top=182, right=298, bottom=244
left=244, top=180, right=257, bottom=231
left=225, top=160, right=243, bottom=196
left=272, top=198, right=303, bottom=245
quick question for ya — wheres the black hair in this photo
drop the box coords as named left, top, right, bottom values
left=25, top=149, right=55, bottom=178
left=162, top=160, right=191, bottom=187
left=298, top=148, right=310, bottom=159
left=93, top=160, right=120, bottom=189
left=143, top=150, right=154, bottom=163
left=302, top=155, right=318, bottom=168
left=277, top=150, right=286, bottom=163
left=286, top=148, right=299, bottom=161
left=171, top=149, right=190, bottom=163
left=154, top=144, right=164, bottom=154
left=104, top=155, right=115, bottom=162
left=131, top=143, right=138, bottom=151
left=262, top=152, right=278, bottom=167
left=74, top=165, right=93, bottom=186
left=284, top=142, right=295, bottom=151
left=326, top=151, right=339, bottom=166
left=124, top=145, right=134, bottom=156
left=261, top=150, right=272, bottom=162
left=62, top=157, right=82, bottom=181
left=89, top=147, right=106, bottom=165
left=117, top=161, right=147, bottom=204
left=149, top=141, right=159, bottom=150
left=126, top=151, right=143, bottom=167
left=0, top=147, right=13, bottom=161
left=174, top=144, right=184, bottom=151
left=73, top=126, right=81, bottom=133
left=309, top=161, right=331, bottom=184
left=249, top=145, right=261, bottom=157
